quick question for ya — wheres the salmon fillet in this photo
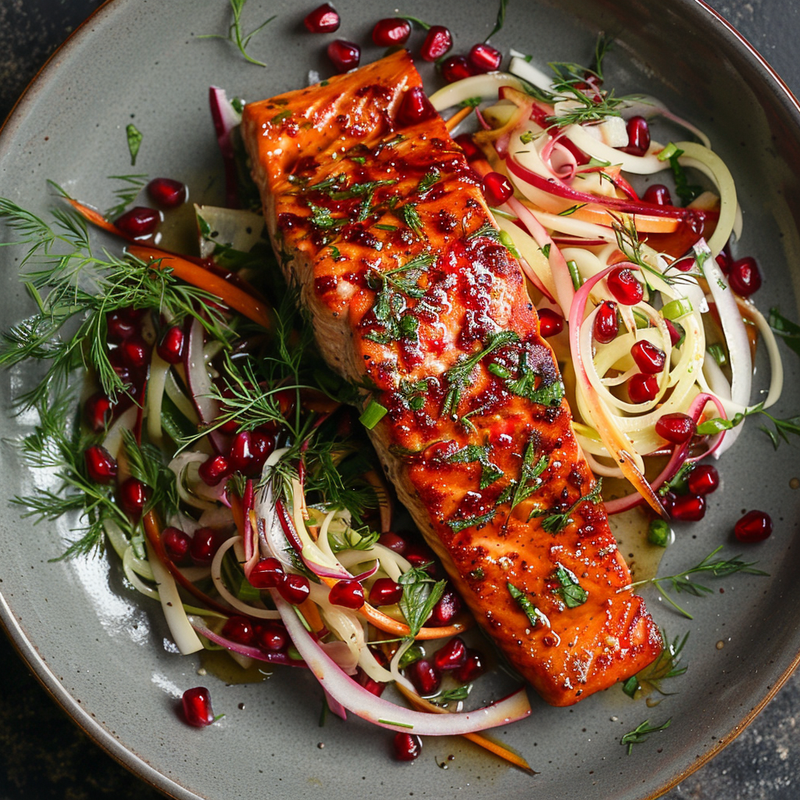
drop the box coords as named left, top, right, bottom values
left=241, top=50, right=662, bottom=706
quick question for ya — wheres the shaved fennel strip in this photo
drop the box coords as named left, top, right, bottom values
left=146, top=351, right=170, bottom=447
left=211, top=535, right=280, bottom=620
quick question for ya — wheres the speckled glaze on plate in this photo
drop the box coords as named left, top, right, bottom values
left=0, top=1, right=799, bottom=799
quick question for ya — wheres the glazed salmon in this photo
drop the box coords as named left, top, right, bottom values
left=242, top=50, right=662, bottom=706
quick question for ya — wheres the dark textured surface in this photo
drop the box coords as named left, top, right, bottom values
left=0, top=2, right=798, bottom=800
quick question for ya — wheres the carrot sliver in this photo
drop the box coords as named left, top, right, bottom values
left=66, top=197, right=120, bottom=236
left=128, top=245, right=272, bottom=330
left=298, top=597, right=326, bottom=633
left=395, top=683, right=536, bottom=774
left=445, top=105, right=473, bottom=132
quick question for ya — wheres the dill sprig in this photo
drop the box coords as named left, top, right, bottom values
left=105, top=174, right=148, bottom=219
left=622, top=629, right=689, bottom=698
left=620, top=718, right=671, bottom=755
left=198, top=0, right=275, bottom=68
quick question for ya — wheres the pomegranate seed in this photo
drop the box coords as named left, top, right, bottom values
left=120, top=335, right=150, bottom=369
left=377, top=532, right=407, bottom=554
left=108, top=348, right=131, bottom=381
left=428, top=587, right=462, bottom=626
left=83, top=445, right=117, bottom=484
left=433, top=636, right=467, bottom=671
left=441, top=55, right=474, bottom=84
left=118, top=477, right=150, bottom=518
left=453, top=132, right=481, bottom=161
left=607, top=266, right=643, bottom=305
left=687, top=464, right=720, bottom=496
left=407, top=658, right=441, bottom=695
left=190, top=527, right=223, bottom=565
left=631, top=340, right=666, bottom=373
left=468, top=42, right=502, bottom=73
left=716, top=251, right=731, bottom=274
left=660, top=491, right=677, bottom=515
left=157, top=326, right=185, bottom=364
left=728, top=256, right=762, bottom=297
left=371, top=18, right=411, bottom=47
left=593, top=300, right=619, bottom=344
left=670, top=493, right=706, bottom=522
left=328, top=579, right=365, bottom=609
left=665, top=318, right=683, bottom=346
left=279, top=574, right=311, bottom=605
left=643, top=184, right=672, bottom=206
left=162, top=526, right=190, bottom=563
left=250, top=431, right=275, bottom=469
left=537, top=308, right=564, bottom=338
left=229, top=431, right=256, bottom=474
left=356, top=667, right=386, bottom=697
left=397, top=86, right=436, bottom=127
left=671, top=256, right=695, bottom=273
left=734, top=509, right=773, bottom=542
left=368, top=577, right=403, bottom=606
left=627, top=373, right=659, bottom=404
left=85, top=392, right=114, bottom=432
left=623, top=116, right=650, bottom=156
left=393, top=732, right=422, bottom=761
left=181, top=686, right=215, bottom=727
left=115, top=206, right=159, bottom=238
left=655, top=413, right=697, bottom=444
left=481, top=171, right=513, bottom=206
left=455, top=649, right=485, bottom=682
left=222, top=615, right=256, bottom=646
left=106, top=310, right=136, bottom=342
left=257, top=622, right=289, bottom=652
left=420, top=25, right=452, bottom=61
left=403, top=542, right=438, bottom=573
left=327, top=39, right=360, bottom=73
left=303, top=3, right=339, bottom=33
left=249, top=557, right=285, bottom=589
left=198, top=454, right=231, bottom=487
left=147, top=177, right=186, bottom=209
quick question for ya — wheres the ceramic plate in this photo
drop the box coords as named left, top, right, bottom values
left=1, top=1, right=799, bottom=798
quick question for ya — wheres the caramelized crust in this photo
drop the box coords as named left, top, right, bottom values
left=242, top=50, right=661, bottom=706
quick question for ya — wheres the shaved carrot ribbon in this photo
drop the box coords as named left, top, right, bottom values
left=445, top=105, right=473, bottom=132
left=395, top=683, right=536, bottom=774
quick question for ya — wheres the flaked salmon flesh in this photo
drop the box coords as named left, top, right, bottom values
left=242, top=50, right=662, bottom=706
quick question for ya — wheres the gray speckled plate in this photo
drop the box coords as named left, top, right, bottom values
left=1, top=1, right=799, bottom=798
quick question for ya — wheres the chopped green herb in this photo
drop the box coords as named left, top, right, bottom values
left=431, top=685, right=471, bottom=705
left=359, top=398, right=388, bottom=429
left=552, top=563, right=588, bottom=608
left=647, top=518, right=672, bottom=548
left=447, top=508, right=497, bottom=533
left=769, top=307, right=800, bottom=359
left=401, top=203, right=424, bottom=237
left=661, top=297, right=693, bottom=320
left=126, top=124, right=143, bottom=166
left=398, top=565, right=447, bottom=637
left=567, top=259, right=582, bottom=290
left=558, top=204, right=586, bottom=217
left=198, top=0, right=275, bottom=68
left=446, top=443, right=504, bottom=489
left=706, top=342, right=727, bottom=367
left=507, top=582, right=548, bottom=627
left=621, top=718, right=671, bottom=755
left=534, top=480, right=603, bottom=534
left=105, top=174, right=148, bottom=219
left=622, top=629, right=688, bottom=699
left=486, top=0, right=509, bottom=40
left=509, top=441, right=548, bottom=511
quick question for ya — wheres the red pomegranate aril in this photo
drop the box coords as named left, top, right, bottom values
left=403, top=541, right=437, bottom=572
left=660, top=491, right=677, bottom=516
left=407, top=658, right=441, bottom=696
left=481, top=171, right=513, bottom=206
left=229, top=431, right=255, bottom=473
left=468, top=42, right=502, bottom=73
left=433, top=636, right=467, bottom=671
left=670, top=493, right=706, bottom=522
left=453, top=132, right=481, bottom=161
left=368, top=577, right=403, bottom=606
left=222, top=615, right=256, bottom=646
left=420, top=25, right=452, bottom=61
left=108, top=348, right=130, bottom=381
left=593, top=300, right=619, bottom=344
left=84, top=445, right=117, bottom=484
left=328, top=579, right=365, bottom=609
left=85, top=392, right=114, bottom=432
left=190, top=526, right=222, bottom=565
left=250, top=430, right=275, bottom=467
left=249, top=557, right=285, bottom=589
left=627, top=373, right=659, bottom=404
left=106, top=310, right=136, bottom=342
left=623, top=116, right=650, bottom=156
left=687, top=464, right=720, bottom=496
left=643, top=184, right=672, bottom=206
left=631, top=340, right=666, bottom=374
left=734, top=509, right=773, bottom=542
left=727, top=256, right=762, bottom=297
left=397, top=86, right=436, bottom=127
left=664, top=318, right=683, bottom=347
left=372, top=17, right=411, bottom=47
left=377, top=532, right=407, bottom=554
left=429, top=587, right=462, bottom=626
left=115, top=206, right=159, bottom=238
left=393, top=732, right=422, bottom=762
left=181, top=687, right=215, bottom=727
left=607, top=266, right=643, bottom=305
left=671, top=256, right=695, bottom=273
left=162, top=526, right=191, bottom=563
left=327, top=39, right=360, bottom=73
left=257, top=622, right=289, bottom=652
left=356, top=668, right=386, bottom=697
left=279, top=574, right=311, bottom=605
left=303, top=3, right=339, bottom=33
left=147, top=177, right=186, bottom=209
left=537, top=308, right=564, bottom=338
left=655, top=413, right=697, bottom=444
left=455, top=649, right=485, bottom=683
left=716, top=251, right=731, bottom=274
left=157, top=325, right=185, bottom=364
left=120, top=336, right=150, bottom=369
left=441, top=55, right=474, bottom=84
left=119, top=477, right=150, bottom=518
left=198, top=454, right=230, bottom=487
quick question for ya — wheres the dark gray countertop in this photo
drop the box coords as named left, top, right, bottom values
left=0, top=2, right=798, bottom=799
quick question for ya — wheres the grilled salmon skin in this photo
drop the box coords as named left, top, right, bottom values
left=242, top=50, right=662, bottom=706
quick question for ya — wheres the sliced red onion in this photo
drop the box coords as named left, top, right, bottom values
left=209, top=86, right=243, bottom=208
left=324, top=690, right=348, bottom=721
left=270, top=591, right=531, bottom=735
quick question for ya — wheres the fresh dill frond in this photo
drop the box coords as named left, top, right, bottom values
left=198, top=0, right=276, bottom=68
left=105, top=174, right=148, bottom=219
